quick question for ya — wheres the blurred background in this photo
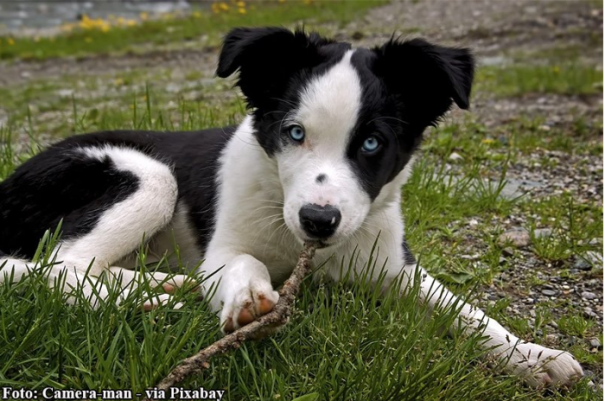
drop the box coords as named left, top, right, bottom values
left=0, top=0, right=192, bottom=34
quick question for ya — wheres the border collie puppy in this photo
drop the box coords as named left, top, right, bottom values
left=0, top=27, right=582, bottom=387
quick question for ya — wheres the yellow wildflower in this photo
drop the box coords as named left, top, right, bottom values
left=211, top=3, right=221, bottom=13
left=219, top=2, right=229, bottom=11
left=126, top=19, right=137, bottom=27
left=278, top=0, right=286, bottom=3
left=552, top=66, right=560, bottom=74
left=236, top=1, right=246, bottom=7
left=481, top=138, right=495, bottom=145
left=238, top=7, right=246, bottom=14
left=7, top=38, right=15, bottom=46
left=193, top=11, right=202, bottom=18
left=140, top=12, right=149, bottom=21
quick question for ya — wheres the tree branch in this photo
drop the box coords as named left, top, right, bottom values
left=145, top=242, right=317, bottom=396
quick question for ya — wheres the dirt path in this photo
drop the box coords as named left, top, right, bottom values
left=1, top=1, right=601, bottom=133
left=1, top=1, right=601, bottom=84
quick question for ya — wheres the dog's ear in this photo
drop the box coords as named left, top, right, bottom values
left=217, top=27, right=324, bottom=109
left=373, top=38, right=474, bottom=128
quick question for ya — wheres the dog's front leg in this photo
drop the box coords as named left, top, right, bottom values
left=200, top=251, right=279, bottom=334
left=404, top=263, right=584, bottom=388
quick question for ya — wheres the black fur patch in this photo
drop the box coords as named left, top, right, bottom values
left=346, top=39, right=474, bottom=200
left=402, top=238, right=417, bottom=266
left=217, top=27, right=351, bottom=156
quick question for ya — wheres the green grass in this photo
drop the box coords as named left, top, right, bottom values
left=0, top=235, right=596, bottom=400
left=0, top=1, right=384, bottom=61
left=0, top=91, right=601, bottom=399
left=476, top=64, right=603, bottom=97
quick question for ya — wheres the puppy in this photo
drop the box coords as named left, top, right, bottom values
left=0, top=27, right=583, bottom=387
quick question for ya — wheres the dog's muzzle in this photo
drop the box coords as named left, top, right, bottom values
left=299, top=204, right=341, bottom=239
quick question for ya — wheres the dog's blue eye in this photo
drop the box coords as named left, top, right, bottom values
left=361, top=136, right=380, bottom=153
left=288, top=125, right=305, bottom=142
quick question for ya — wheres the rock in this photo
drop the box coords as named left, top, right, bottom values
left=460, top=253, right=480, bottom=260
left=583, top=307, right=598, bottom=318
left=56, top=89, right=74, bottom=98
left=351, top=31, right=364, bottom=40
left=498, top=229, right=530, bottom=248
left=502, top=247, right=514, bottom=257
left=581, top=291, right=597, bottom=300
left=541, top=289, right=557, bottom=296
left=544, top=334, right=558, bottom=345
left=574, top=255, right=595, bottom=271
left=449, top=152, right=463, bottom=161
left=534, top=228, right=553, bottom=238
left=166, top=84, right=180, bottom=94
left=586, top=251, right=602, bottom=266
left=589, top=338, right=602, bottom=349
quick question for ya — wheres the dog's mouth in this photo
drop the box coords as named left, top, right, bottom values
left=305, top=239, right=331, bottom=249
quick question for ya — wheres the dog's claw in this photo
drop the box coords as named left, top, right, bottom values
left=259, top=296, right=276, bottom=315
left=142, top=293, right=183, bottom=311
left=237, top=306, right=255, bottom=325
left=162, top=283, right=176, bottom=293
left=223, top=317, right=236, bottom=333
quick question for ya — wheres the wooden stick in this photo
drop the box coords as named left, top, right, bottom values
left=146, top=242, right=317, bottom=395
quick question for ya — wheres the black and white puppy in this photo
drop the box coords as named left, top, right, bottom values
left=0, top=27, right=582, bottom=387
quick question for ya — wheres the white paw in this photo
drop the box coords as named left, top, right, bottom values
left=48, top=267, right=110, bottom=309
left=219, top=277, right=279, bottom=334
left=143, top=293, right=184, bottom=311
left=506, top=342, right=583, bottom=388
left=153, top=273, right=198, bottom=294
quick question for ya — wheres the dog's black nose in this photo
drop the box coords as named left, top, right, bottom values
left=299, top=204, right=341, bottom=239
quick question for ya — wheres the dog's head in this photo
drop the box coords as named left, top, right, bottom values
left=217, top=27, right=474, bottom=246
